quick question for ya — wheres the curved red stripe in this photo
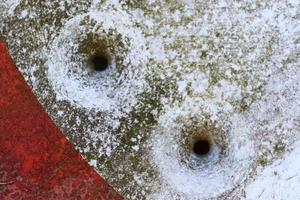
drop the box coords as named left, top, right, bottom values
left=0, top=40, right=122, bottom=200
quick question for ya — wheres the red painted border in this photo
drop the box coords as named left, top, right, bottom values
left=0, top=40, right=122, bottom=199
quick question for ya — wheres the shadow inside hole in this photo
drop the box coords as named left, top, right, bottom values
left=193, top=139, right=211, bottom=156
left=89, top=52, right=110, bottom=72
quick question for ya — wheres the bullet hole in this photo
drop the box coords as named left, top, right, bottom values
left=193, top=139, right=211, bottom=156
left=89, top=52, right=110, bottom=71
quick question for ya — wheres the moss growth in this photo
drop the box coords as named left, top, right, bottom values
left=273, top=141, right=286, bottom=154
left=258, top=158, right=268, bottom=167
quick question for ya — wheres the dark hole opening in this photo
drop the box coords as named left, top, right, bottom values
left=193, top=139, right=210, bottom=156
left=90, top=53, right=109, bottom=71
